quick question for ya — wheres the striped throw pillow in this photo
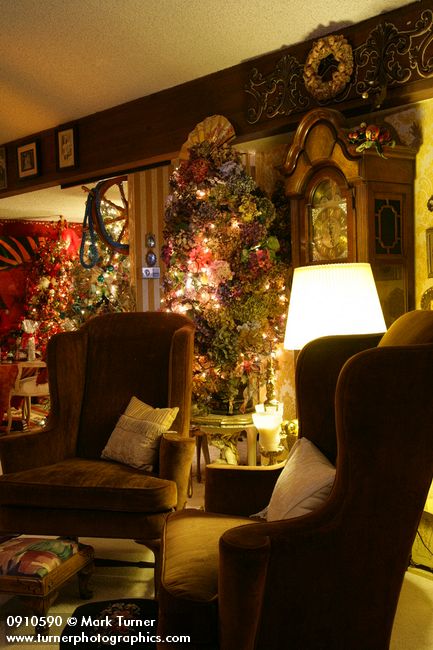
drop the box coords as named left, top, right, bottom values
left=124, top=396, right=179, bottom=430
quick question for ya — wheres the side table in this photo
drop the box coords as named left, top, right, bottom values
left=191, top=413, right=257, bottom=482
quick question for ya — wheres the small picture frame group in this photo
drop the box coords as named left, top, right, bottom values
left=56, top=125, right=78, bottom=170
left=0, top=147, right=6, bottom=190
left=17, top=141, right=39, bottom=179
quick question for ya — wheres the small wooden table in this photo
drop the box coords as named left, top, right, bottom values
left=191, top=413, right=258, bottom=482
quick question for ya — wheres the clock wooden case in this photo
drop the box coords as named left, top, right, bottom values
left=283, top=108, right=416, bottom=326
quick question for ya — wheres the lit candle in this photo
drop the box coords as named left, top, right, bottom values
left=252, top=409, right=283, bottom=452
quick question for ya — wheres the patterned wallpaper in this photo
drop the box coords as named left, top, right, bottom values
left=129, top=164, right=174, bottom=312
left=385, top=99, right=433, bottom=308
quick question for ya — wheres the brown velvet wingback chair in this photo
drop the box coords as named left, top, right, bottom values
left=0, top=311, right=195, bottom=544
left=157, top=310, right=433, bottom=650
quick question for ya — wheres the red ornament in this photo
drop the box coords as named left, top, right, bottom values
left=365, top=125, right=381, bottom=141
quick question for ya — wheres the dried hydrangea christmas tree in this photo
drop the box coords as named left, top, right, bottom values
left=162, top=116, right=290, bottom=414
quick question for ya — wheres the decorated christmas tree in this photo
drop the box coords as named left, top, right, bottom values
left=69, top=247, right=134, bottom=327
left=0, top=218, right=134, bottom=360
left=162, top=116, right=290, bottom=414
left=23, top=219, right=76, bottom=356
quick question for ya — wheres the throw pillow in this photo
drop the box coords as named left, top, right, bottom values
left=124, top=396, right=179, bottom=430
left=261, top=437, right=336, bottom=521
left=101, top=415, right=165, bottom=471
left=123, top=396, right=154, bottom=419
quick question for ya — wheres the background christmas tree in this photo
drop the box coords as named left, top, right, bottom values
left=69, top=245, right=134, bottom=328
left=162, top=121, right=290, bottom=414
left=0, top=219, right=134, bottom=360
left=22, top=220, right=75, bottom=356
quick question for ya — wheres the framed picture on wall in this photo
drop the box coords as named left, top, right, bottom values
left=56, top=125, right=78, bottom=170
left=0, top=147, right=6, bottom=189
left=17, top=141, right=39, bottom=179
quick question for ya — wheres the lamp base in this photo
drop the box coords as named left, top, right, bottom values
left=259, top=444, right=285, bottom=466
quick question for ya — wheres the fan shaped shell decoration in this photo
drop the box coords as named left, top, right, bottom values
left=179, top=115, right=236, bottom=159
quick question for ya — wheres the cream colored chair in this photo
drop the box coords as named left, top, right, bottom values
left=6, top=362, right=49, bottom=433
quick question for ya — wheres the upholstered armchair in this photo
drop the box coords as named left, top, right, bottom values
left=157, top=310, right=433, bottom=650
left=0, top=312, right=195, bottom=544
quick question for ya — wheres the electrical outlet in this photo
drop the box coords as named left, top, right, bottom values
left=141, top=267, right=160, bottom=279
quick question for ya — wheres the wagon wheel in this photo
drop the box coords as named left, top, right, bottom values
left=80, top=175, right=129, bottom=269
left=91, top=175, right=129, bottom=254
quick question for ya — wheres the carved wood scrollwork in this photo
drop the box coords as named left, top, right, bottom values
left=245, top=8, right=433, bottom=123
left=245, top=55, right=310, bottom=124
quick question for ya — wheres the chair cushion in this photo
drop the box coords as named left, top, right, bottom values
left=161, top=509, right=252, bottom=601
left=124, top=396, right=179, bottom=429
left=100, top=397, right=180, bottom=471
left=258, top=437, right=336, bottom=522
left=101, top=415, right=165, bottom=471
left=0, top=458, right=177, bottom=513
left=379, top=310, right=433, bottom=346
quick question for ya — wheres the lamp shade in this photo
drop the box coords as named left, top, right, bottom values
left=284, top=263, right=386, bottom=350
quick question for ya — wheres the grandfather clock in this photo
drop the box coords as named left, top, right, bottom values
left=283, top=108, right=416, bottom=326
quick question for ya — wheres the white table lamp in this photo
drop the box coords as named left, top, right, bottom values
left=284, top=263, right=386, bottom=351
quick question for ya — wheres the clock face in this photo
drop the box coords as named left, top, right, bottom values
left=310, top=204, right=348, bottom=261
left=306, top=175, right=350, bottom=263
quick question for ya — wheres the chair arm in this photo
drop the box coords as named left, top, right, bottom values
left=219, top=521, right=272, bottom=650
left=159, top=433, right=195, bottom=510
left=0, top=425, right=66, bottom=474
left=205, top=462, right=285, bottom=516
left=218, top=513, right=345, bottom=650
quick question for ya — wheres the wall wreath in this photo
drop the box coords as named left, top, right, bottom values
left=303, top=35, right=353, bottom=101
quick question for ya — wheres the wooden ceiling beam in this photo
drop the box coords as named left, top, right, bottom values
left=1, top=0, right=431, bottom=197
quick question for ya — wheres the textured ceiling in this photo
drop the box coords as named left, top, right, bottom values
left=0, top=0, right=412, bottom=220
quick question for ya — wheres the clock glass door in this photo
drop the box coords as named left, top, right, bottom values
left=306, top=171, right=353, bottom=264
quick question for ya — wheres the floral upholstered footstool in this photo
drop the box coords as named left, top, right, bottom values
left=0, top=536, right=94, bottom=633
